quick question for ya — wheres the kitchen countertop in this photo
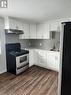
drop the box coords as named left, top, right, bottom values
left=22, top=47, right=60, bottom=52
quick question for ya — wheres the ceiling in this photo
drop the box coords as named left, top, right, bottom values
left=0, top=0, right=71, bottom=23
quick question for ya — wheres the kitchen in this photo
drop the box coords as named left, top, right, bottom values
left=0, top=0, right=71, bottom=95
left=0, top=16, right=60, bottom=95
left=5, top=17, right=60, bottom=73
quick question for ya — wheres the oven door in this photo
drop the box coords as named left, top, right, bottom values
left=16, top=54, right=29, bottom=68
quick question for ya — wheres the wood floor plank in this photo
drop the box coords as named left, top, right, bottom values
left=0, top=65, right=58, bottom=95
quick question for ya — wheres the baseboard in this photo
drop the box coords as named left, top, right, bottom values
left=0, top=69, right=7, bottom=74
left=31, top=64, right=59, bottom=72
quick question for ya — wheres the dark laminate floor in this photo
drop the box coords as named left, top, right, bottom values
left=0, top=66, right=58, bottom=95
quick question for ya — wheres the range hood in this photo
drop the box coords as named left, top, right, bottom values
left=5, top=29, right=24, bottom=35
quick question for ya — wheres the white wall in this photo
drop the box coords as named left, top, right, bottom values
left=0, top=17, right=6, bottom=74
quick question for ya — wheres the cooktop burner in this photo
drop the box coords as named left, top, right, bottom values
left=6, top=43, right=29, bottom=57
left=10, top=50, right=29, bottom=56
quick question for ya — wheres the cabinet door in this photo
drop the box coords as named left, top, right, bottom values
left=54, top=52, right=60, bottom=71
left=29, top=50, right=34, bottom=67
left=9, top=19, right=17, bottom=29
left=47, top=52, right=55, bottom=70
left=24, top=24, right=30, bottom=39
left=36, top=24, right=43, bottom=39
left=42, top=24, right=50, bottom=39
left=49, top=21, right=60, bottom=32
left=17, top=21, right=23, bottom=30
left=29, top=24, right=36, bottom=39
left=36, top=24, right=50, bottom=39
left=34, top=49, right=39, bottom=65
left=19, top=24, right=30, bottom=39
left=47, top=52, right=60, bottom=71
left=36, top=50, right=47, bottom=68
left=9, top=18, right=23, bottom=30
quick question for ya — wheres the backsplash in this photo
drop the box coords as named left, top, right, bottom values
left=5, top=35, right=60, bottom=50
left=5, top=34, right=30, bottom=49
left=5, top=34, right=19, bottom=43
left=29, top=39, right=60, bottom=50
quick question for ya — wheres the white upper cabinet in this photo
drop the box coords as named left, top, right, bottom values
left=19, top=23, right=30, bottom=39
left=8, top=18, right=30, bottom=39
left=5, top=17, right=61, bottom=39
left=23, top=24, right=30, bottom=39
left=9, top=19, right=17, bottom=29
left=36, top=23, right=50, bottom=39
left=49, top=21, right=60, bottom=32
left=29, top=24, right=36, bottom=39
left=9, top=18, right=23, bottom=30
left=5, top=17, right=23, bottom=30
left=20, top=23, right=50, bottom=39
left=42, top=24, right=50, bottom=39
left=36, top=24, right=43, bottom=39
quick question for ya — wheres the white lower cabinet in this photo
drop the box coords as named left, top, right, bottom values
left=46, top=51, right=60, bottom=72
left=29, top=49, right=60, bottom=72
left=54, top=52, right=60, bottom=71
left=35, top=50, right=47, bottom=68
left=29, top=49, right=35, bottom=67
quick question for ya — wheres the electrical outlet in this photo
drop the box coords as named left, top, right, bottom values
left=40, top=43, right=42, bottom=46
left=25, top=48, right=26, bottom=50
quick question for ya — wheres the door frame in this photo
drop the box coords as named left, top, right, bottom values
left=58, top=23, right=65, bottom=95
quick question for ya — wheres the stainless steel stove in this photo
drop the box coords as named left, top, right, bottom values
left=6, top=43, right=29, bottom=75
